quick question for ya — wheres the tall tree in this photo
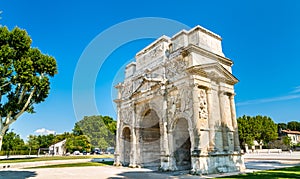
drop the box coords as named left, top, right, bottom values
left=65, top=135, right=91, bottom=152
left=287, top=121, right=300, bottom=131
left=74, top=115, right=116, bottom=149
left=0, top=26, right=57, bottom=150
left=27, top=134, right=56, bottom=149
left=237, top=115, right=278, bottom=147
left=2, top=131, right=25, bottom=153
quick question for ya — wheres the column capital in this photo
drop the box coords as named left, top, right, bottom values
left=229, top=93, right=236, bottom=99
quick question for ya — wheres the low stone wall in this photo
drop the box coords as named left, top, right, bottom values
left=190, top=152, right=245, bottom=175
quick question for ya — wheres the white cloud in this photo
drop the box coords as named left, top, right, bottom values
left=236, top=86, right=300, bottom=107
left=34, top=128, right=56, bottom=135
left=291, top=86, right=300, bottom=94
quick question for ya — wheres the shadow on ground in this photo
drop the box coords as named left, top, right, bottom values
left=108, top=170, right=193, bottom=179
left=0, top=170, right=37, bottom=179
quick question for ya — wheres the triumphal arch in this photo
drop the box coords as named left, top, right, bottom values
left=114, top=25, right=245, bottom=174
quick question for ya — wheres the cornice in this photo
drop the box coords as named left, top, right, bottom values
left=184, top=44, right=233, bottom=67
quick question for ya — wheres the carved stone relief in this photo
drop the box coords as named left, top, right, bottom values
left=179, top=88, right=193, bottom=118
left=121, top=82, right=133, bottom=99
left=166, top=57, right=188, bottom=80
left=120, top=108, right=132, bottom=125
left=167, top=90, right=180, bottom=121
left=198, top=89, right=208, bottom=120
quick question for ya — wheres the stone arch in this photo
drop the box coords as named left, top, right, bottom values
left=121, top=126, right=131, bottom=166
left=137, top=100, right=163, bottom=120
left=138, top=107, right=161, bottom=168
left=171, top=117, right=192, bottom=170
left=170, top=113, right=193, bottom=132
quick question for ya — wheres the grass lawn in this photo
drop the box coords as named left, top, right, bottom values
left=221, top=166, right=300, bottom=179
left=0, top=154, right=113, bottom=163
left=25, top=161, right=114, bottom=169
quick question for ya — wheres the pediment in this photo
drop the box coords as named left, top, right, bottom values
left=187, top=63, right=239, bottom=85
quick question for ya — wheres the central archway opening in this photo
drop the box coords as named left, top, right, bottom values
left=173, top=118, right=191, bottom=170
left=140, top=109, right=161, bottom=168
left=122, top=127, right=131, bottom=166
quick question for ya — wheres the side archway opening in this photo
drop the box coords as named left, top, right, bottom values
left=173, top=118, right=191, bottom=170
left=139, top=109, right=161, bottom=168
left=122, top=127, right=131, bottom=166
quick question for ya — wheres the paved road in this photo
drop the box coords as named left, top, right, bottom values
left=0, top=152, right=299, bottom=179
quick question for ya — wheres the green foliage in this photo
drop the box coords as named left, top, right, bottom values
left=268, top=139, right=290, bottom=151
left=287, top=121, right=300, bottom=131
left=27, top=134, right=55, bottom=149
left=0, top=26, right=57, bottom=150
left=278, top=123, right=287, bottom=130
left=72, top=123, right=83, bottom=136
left=65, top=135, right=91, bottom=152
left=2, top=131, right=25, bottom=151
left=237, top=115, right=278, bottom=147
left=74, top=115, right=116, bottom=149
left=282, top=136, right=292, bottom=147
left=53, top=132, right=72, bottom=144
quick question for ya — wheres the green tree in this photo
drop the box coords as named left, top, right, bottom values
left=287, top=121, right=300, bottom=131
left=237, top=115, right=278, bottom=147
left=278, top=123, right=287, bottom=130
left=65, top=135, right=91, bottom=152
left=74, top=115, right=116, bottom=149
left=53, top=132, right=73, bottom=144
left=27, top=134, right=55, bottom=149
left=0, top=26, right=57, bottom=150
left=72, top=123, right=83, bottom=136
left=282, top=136, right=292, bottom=148
left=2, top=131, right=25, bottom=155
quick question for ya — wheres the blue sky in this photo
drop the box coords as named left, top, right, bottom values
left=0, top=1, right=300, bottom=139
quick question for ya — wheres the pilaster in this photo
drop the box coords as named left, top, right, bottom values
left=229, top=94, right=241, bottom=151
left=219, top=91, right=228, bottom=151
left=129, top=104, right=137, bottom=167
left=114, top=103, right=122, bottom=166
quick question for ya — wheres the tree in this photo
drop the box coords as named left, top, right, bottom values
left=282, top=136, right=292, bottom=148
left=287, top=121, right=300, bottom=131
left=73, top=115, right=116, bottom=149
left=237, top=115, right=278, bottom=148
left=278, top=123, right=287, bottom=131
left=65, top=135, right=91, bottom=152
left=0, top=26, right=57, bottom=150
left=27, top=134, right=56, bottom=149
left=2, top=131, right=25, bottom=156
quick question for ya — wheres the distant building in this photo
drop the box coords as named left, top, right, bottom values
left=49, top=139, right=67, bottom=155
left=280, top=130, right=300, bottom=145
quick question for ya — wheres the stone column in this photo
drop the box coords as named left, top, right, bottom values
left=161, top=87, right=172, bottom=170
left=229, top=94, right=241, bottom=151
left=192, top=84, right=201, bottom=150
left=219, top=91, right=229, bottom=151
left=207, top=89, right=215, bottom=152
left=167, top=130, right=177, bottom=171
left=129, top=104, right=137, bottom=167
left=114, top=103, right=122, bottom=166
left=162, top=87, right=169, bottom=156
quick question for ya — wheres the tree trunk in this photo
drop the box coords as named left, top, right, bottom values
left=0, top=125, right=9, bottom=151
left=0, top=134, right=3, bottom=151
